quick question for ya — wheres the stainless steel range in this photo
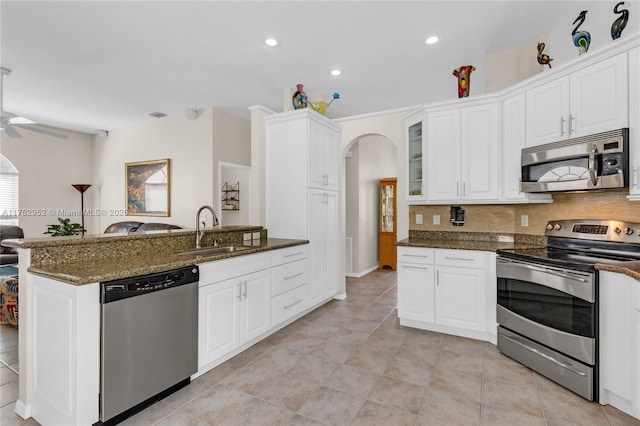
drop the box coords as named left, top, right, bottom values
left=496, top=220, right=640, bottom=401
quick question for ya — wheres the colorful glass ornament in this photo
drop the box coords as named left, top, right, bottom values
left=452, top=65, right=475, bottom=98
left=537, top=42, right=553, bottom=68
left=292, top=83, right=308, bottom=109
left=611, top=2, right=629, bottom=40
left=572, top=10, right=591, bottom=55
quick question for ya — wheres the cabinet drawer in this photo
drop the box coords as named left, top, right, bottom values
left=272, top=284, right=309, bottom=326
left=271, top=245, right=309, bottom=266
left=397, top=247, right=435, bottom=265
left=272, top=259, right=308, bottom=297
left=436, top=249, right=487, bottom=268
left=199, top=252, right=271, bottom=285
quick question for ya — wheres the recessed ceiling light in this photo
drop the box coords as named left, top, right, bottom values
left=265, top=38, right=278, bottom=47
left=425, top=36, right=439, bottom=45
left=330, top=69, right=342, bottom=76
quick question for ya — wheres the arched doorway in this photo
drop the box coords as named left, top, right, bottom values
left=344, top=134, right=397, bottom=277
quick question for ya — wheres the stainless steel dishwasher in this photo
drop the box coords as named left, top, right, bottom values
left=99, top=265, right=199, bottom=425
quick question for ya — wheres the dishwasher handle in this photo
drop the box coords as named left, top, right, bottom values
left=101, top=265, right=199, bottom=303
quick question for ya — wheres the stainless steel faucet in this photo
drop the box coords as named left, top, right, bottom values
left=195, top=205, right=219, bottom=249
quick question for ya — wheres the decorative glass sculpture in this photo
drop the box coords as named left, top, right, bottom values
left=452, top=65, right=475, bottom=98
left=308, top=92, right=340, bottom=115
left=292, top=84, right=308, bottom=109
left=572, top=10, right=591, bottom=55
left=611, top=2, right=629, bottom=40
left=537, top=42, right=553, bottom=68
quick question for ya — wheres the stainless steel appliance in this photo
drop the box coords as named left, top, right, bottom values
left=496, top=220, right=640, bottom=401
left=99, top=266, right=199, bottom=425
left=520, top=128, right=628, bottom=193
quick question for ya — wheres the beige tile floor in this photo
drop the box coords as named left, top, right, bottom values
left=2, top=269, right=640, bottom=425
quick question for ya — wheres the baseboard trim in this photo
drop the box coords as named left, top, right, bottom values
left=14, top=399, right=30, bottom=420
left=346, top=264, right=379, bottom=278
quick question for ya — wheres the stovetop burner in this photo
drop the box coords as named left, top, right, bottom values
left=498, top=219, right=640, bottom=271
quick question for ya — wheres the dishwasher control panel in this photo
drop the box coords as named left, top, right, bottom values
left=101, top=266, right=199, bottom=303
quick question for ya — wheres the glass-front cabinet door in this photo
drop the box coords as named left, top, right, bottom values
left=406, top=113, right=426, bottom=202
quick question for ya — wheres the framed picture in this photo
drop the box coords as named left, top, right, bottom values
left=125, top=158, right=170, bottom=216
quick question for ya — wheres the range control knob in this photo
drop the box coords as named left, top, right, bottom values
left=546, top=223, right=554, bottom=231
left=624, top=227, right=634, bottom=236
left=614, top=227, right=622, bottom=234
left=553, top=223, right=561, bottom=231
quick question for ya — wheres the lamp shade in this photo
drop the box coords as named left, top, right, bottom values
left=72, top=184, right=92, bottom=193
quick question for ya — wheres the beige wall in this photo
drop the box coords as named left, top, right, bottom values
left=1, top=127, right=94, bottom=237
left=93, top=107, right=250, bottom=232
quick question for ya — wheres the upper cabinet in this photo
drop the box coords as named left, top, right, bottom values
left=526, top=52, right=629, bottom=146
left=405, top=114, right=426, bottom=202
left=426, top=102, right=499, bottom=202
left=308, top=118, right=340, bottom=191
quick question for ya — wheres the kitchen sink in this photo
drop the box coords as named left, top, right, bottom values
left=177, top=246, right=252, bottom=256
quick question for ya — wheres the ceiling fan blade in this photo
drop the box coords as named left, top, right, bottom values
left=2, top=123, right=23, bottom=138
left=12, top=123, right=69, bottom=139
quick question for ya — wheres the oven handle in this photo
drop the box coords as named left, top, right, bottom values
left=588, top=144, right=599, bottom=187
left=501, top=334, right=587, bottom=377
left=498, top=258, right=589, bottom=283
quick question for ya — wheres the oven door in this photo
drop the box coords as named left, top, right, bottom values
left=496, top=256, right=596, bottom=365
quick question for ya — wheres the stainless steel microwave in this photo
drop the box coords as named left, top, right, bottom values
left=521, top=128, right=628, bottom=193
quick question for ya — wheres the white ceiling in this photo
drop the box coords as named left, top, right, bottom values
left=0, top=1, right=600, bottom=135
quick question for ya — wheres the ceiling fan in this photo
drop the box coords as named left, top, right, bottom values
left=0, top=67, right=68, bottom=140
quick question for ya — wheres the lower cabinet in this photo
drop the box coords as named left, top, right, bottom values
left=198, top=266, right=271, bottom=369
left=198, top=245, right=312, bottom=373
left=599, top=271, right=640, bottom=420
left=397, top=246, right=496, bottom=342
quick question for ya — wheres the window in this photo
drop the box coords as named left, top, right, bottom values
left=0, top=154, right=19, bottom=225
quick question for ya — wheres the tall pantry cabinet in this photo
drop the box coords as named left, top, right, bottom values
left=265, top=109, right=342, bottom=306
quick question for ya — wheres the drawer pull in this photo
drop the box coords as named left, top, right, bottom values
left=400, top=265, right=429, bottom=271
left=444, top=257, right=474, bottom=262
left=284, top=299, right=304, bottom=310
left=401, top=254, right=429, bottom=258
left=284, top=272, right=304, bottom=280
left=284, top=252, right=304, bottom=258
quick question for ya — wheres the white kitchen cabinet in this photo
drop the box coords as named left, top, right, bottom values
left=266, top=109, right=342, bottom=305
left=426, top=103, right=499, bottom=202
left=599, top=271, right=640, bottom=421
left=628, top=46, right=640, bottom=200
left=397, top=246, right=495, bottom=342
left=526, top=52, right=628, bottom=146
left=309, top=189, right=340, bottom=304
left=501, top=93, right=553, bottom=203
left=435, top=267, right=485, bottom=330
left=397, top=247, right=435, bottom=322
left=405, top=112, right=427, bottom=202
left=271, top=245, right=310, bottom=326
left=198, top=253, right=271, bottom=370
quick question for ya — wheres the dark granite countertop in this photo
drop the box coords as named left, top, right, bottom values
left=397, top=230, right=640, bottom=282
left=28, top=238, right=308, bottom=285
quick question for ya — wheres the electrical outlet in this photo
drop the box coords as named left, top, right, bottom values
left=433, top=215, right=440, bottom=225
left=521, top=215, right=529, bottom=227
left=416, top=214, right=423, bottom=225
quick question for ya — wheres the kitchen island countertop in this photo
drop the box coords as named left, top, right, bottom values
left=27, top=238, right=308, bottom=285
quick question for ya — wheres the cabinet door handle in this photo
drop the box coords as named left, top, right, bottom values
left=237, top=283, right=242, bottom=301
left=284, top=272, right=303, bottom=280
left=242, top=280, right=248, bottom=299
left=284, top=299, right=304, bottom=310
left=463, top=181, right=466, bottom=197
left=436, top=270, right=439, bottom=286
left=456, top=182, right=460, bottom=198
left=569, top=114, right=575, bottom=135
left=560, top=116, right=566, bottom=136
left=632, top=166, right=638, bottom=189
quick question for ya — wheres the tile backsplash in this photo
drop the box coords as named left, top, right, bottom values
left=410, top=189, right=637, bottom=236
